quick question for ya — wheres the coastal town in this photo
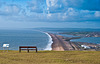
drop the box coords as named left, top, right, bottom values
left=60, top=32, right=100, bottom=37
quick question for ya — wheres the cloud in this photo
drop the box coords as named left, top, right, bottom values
left=95, top=11, right=100, bottom=17
left=62, top=0, right=100, bottom=11
left=27, top=0, right=46, bottom=13
left=46, top=0, right=64, bottom=13
left=0, top=0, right=100, bottom=23
left=0, top=4, right=21, bottom=16
left=45, top=0, right=100, bottom=14
left=0, top=0, right=99, bottom=29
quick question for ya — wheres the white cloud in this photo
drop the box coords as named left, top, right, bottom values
left=95, top=11, right=100, bottom=17
left=46, top=0, right=62, bottom=13
left=67, top=8, right=76, bottom=16
left=62, top=0, right=84, bottom=7
left=80, top=10, right=90, bottom=13
left=6, top=5, right=20, bottom=14
left=0, top=4, right=21, bottom=16
left=46, top=0, right=58, bottom=7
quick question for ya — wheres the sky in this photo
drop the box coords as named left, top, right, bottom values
left=0, top=0, right=100, bottom=29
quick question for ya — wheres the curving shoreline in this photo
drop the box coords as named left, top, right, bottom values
left=49, top=33, right=97, bottom=51
left=44, top=32, right=53, bottom=50
left=49, top=33, right=74, bottom=51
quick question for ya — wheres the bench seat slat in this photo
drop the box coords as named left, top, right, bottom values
left=19, top=46, right=37, bottom=53
left=19, top=46, right=36, bottom=48
left=21, top=49, right=36, bottom=50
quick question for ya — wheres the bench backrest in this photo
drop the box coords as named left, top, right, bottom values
left=19, top=46, right=37, bottom=48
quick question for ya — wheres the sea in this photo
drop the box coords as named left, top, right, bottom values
left=0, top=28, right=100, bottom=50
left=0, top=29, right=53, bottom=50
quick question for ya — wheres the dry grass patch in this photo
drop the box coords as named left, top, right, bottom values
left=0, top=51, right=100, bottom=64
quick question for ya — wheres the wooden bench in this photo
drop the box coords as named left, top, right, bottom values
left=19, top=46, right=37, bottom=53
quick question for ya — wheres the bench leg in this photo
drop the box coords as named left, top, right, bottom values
left=19, top=48, right=21, bottom=53
left=27, top=49, right=29, bottom=53
left=36, top=48, right=37, bottom=52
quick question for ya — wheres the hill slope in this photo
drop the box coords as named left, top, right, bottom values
left=0, top=51, right=100, bottom=64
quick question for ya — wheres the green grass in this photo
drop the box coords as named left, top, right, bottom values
left=0, top=50, right=100, bottom=64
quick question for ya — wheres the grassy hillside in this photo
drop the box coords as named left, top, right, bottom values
left=0, top=51, right=100, bottom=64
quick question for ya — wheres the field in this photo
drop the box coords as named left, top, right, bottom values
left=0, top=51, right=100, bottom=64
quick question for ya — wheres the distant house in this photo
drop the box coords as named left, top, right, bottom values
left=96, top=45, right=100, bottom=51
left=81, top=45, right=90, bottom=50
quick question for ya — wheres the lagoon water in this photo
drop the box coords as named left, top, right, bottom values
left=71, top=37, right=100, bottom=44
left=0, top=29, right=52, bottom=50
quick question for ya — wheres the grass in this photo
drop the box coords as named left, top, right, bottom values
left=0, top=50, right=100, bottom=64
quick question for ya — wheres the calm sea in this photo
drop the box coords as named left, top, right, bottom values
left=0, top=29, right=52, bottom=50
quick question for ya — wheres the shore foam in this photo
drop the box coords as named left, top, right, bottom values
left=44, top=32, right=53, bottom=50
left=34, top=30, right=53, bottom=50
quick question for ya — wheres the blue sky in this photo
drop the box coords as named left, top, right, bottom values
left=0, top=0, right=100, bottom=29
